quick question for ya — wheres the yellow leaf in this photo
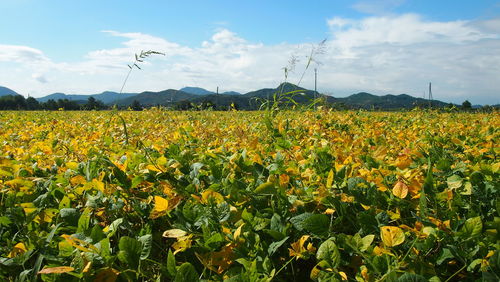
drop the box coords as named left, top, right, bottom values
left=234, top=224, right=244, bottom=240
left=150, top=196, right=169, bottom=219
left=8, top=242, right=28, bottom=258
left=61, top=234, right=99, bottom=253
left=65, top=162, right=78, bottom=170
left=162, top=229, right=187, bottom=238
left=380, top=226, right=405, bottom=247
left=82, top=261, right=92, bottom=273
left=92, top=179, right=105, bottom=193
left=392, top=181, right=408, bottom=199
left=20, top=202, right=37, bottom=215
left=339, top=271, right=348, bottom=280
left=373, top=246, right=392, bottom=256
left=289, top=235, right=314, bottom=259
left=201, top=189, right=224, bottom=204
left=172, top=235, right=193, bottom=254
left=324, top=208, right=335, bottom=215
left=38, top=266, right=74, bottom=274
left=279, top=174, right=290, bottom=187
left=70, top=175, right=86, bottom=186
left=94, top=267, right=120, bottom=282
left=326, top=169, right=334, bottom=188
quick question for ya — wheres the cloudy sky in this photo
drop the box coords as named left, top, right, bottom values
left=1, top=0, right=499, bottom=104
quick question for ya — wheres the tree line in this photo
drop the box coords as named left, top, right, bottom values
left=0, top=95, right=107, bottom=110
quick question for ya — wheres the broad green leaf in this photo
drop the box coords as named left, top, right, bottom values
left=90, top=225, right=106, bottom=243
left=360, top=234, right=375, bottom=252
left=446, top=175, right=462, bottom=190
left=77, top=208, right=91, bottom=233
left=167, top=249, right=177, bottom=277
left=397, top=273, right=427, bottom=282
left=436, top=248, right=454, bottom=265
left=460, top=216, right=482, bottom=238
left=254, top=182, right=275, bottom=194
left=303, top=214, right=330, bottom=237
left=174, top=262, right=199, bottom=282
left=268, top=236, right=289, bottom=256
left=316, top=239, right=340, bottom=268
left=59, top=208, right=79, bottom=226
left=138, top=234, right=152, bottom=260
left=290, top=213, right=313, bottom=231
left=117, top=236, right=142, bottom=270
left=106, top=218, right=123, bottom=238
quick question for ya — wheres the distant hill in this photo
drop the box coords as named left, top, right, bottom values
left=31, top=83, right=457, bottom=110
left=0, top=86, right=19, bottom=97
left=180, top=87, right=214, bottom=95
left=180, top=87, right=241, bottom=96
left=36, top=91, right=137, bottom=104
left=335, top=92, right=449, bottom=109
left=115, top=89, right=196, bottom=106
left=222, top=91, right=241, bottom=95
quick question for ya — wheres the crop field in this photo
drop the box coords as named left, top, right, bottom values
left=0, top=110, right=498, bottom=281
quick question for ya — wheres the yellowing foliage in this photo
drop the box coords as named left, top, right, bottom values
left=0, top=110, right=498, bottom=281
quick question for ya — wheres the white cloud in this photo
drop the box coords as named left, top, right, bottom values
left=0, top=44, right=50, bottom=64
left=1, top=16, right=499, bottom=105
left=322, top=14, right=500, bottom=104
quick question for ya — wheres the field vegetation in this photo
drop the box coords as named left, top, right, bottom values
left=0, top=109, right=498, bottom=281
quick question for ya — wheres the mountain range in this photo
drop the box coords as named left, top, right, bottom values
left=0, top=84, right=458, bottom=110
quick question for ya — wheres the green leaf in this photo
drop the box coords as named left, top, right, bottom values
left=106, top=218, right=123, bottom=238
left=460, top=216, right=483, bottom=238
left=174, top=262, right=199, bottom=282
left=59, top=208, right=79, bottom=226
left=467, top=258, right=483, bottom=272
left=58, top=196, right=71, bottom=209
left=98, top=238, right=111, bottom=258
left=446, top=175, right=462, bottom=190
left=436, top=248, right=454, bottom=265
left=268, top=236, right=289, bottom=256
left=0, top=216, right=11, bottom=227
left=360, top=234, right=375, bottom=252
left=397, top=273, right=427, bottom=282
left=290, top=213, right=313, bottom=231
left=90, top=225, right=106, bottom=243
left=138, top=234, right=152, bottom=260
left=117, top=236, right=142, bottom=270
left=316, top=239, right=340, bottom=268
left=167, top=249, right=177, bottom=277
left=254, top=182, right=275, bottom=194
left=302, top=214, right=330, bottom=237
left=77, top=208, right=91, bottom=233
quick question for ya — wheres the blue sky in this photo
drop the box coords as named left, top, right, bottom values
left=1, top=0, right=499, bottom=104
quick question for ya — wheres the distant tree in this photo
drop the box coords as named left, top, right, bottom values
left=85, top=97, right=106, bottom=110
left=0, top=95, right=26, bottom=110
left=175, top=100, right=194, bottom=110
left=462, top=100, right=472, bottom=110
left=131, top=100, right=142, bottom=111
left=44, top=99, right=58, bottom=110
left=26, top=97, right=40, bottom=110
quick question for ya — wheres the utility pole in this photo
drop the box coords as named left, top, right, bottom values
left=428, top=82, right=433, bottom=108
left=314, top=68, right=318, bottom=109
